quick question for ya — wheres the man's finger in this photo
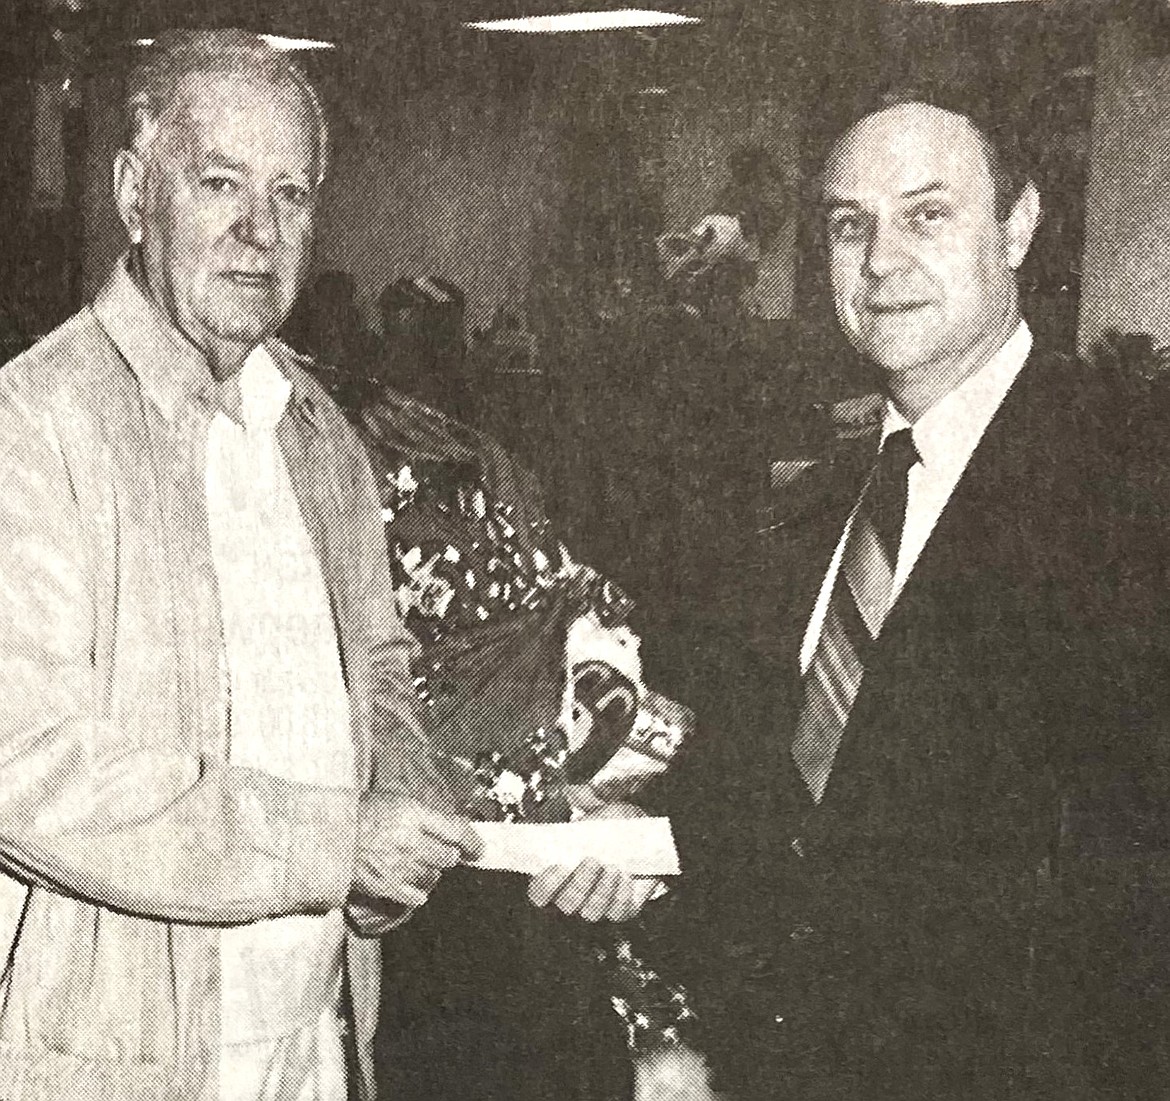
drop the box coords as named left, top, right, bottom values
left=377, top=878, right=430, bottom=909
left=360, top=859, right=439, bottom=906
left=604, top=874, right=636, bottom=923
left=409, top=837, right=463, bottom=870
left=457, top=822, right=484, bottom=861
left=580, top=866, right=623, bottom=922
left=553, top=859, right=607, bottom=916
left=403, top=861, right=442, bottom=892
left=630, top=877, right=662, bottom=915
left=416, top=808, right=480, bottom=851
left=346, top=898, right=398, bottom=936
left=529, top=864, right=574, bottom=907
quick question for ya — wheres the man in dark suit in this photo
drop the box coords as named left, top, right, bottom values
left=648, top=89, right=1170, bottom=1100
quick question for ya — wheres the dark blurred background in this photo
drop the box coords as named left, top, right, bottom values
left=7, top=0, right=1157, bottom=624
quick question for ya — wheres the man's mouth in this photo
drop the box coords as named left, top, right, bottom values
left=223, top=271, right=275, bottom=289
left=864, top=300, right=931, bottom=315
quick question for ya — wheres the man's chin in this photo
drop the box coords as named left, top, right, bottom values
left=858, top=334, right=936, bottom=377
left=188, top=311, right=287, bottom=374
left=206, top=306, right=286, bottom=348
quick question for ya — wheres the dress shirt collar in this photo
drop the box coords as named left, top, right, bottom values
left=882, top=319, right=1033, bottom=470
left=92, top=253, right=306, bottom=429
left=238, top=345, right=293, bottom=435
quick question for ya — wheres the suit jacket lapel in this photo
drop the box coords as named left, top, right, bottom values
left=867, top=350, right=1047, bottom=650
left=749, top=432, right=877, bottom=810
left=274, top=380, right=354, bottom=659
left=755, top=433, right=877, bottom=646
left=273, top=375, right=379, bottom=791
left=819, top=351, right=1055, bottom=811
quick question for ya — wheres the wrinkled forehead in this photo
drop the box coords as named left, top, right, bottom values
left=156, top=70, right=320, bottom=174
left=823, top=103, right=996, bottom=204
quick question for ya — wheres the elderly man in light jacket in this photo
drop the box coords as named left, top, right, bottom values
left=0, top=32, right=643, bottom=1098
left=0, top=30, right=480, bottom=1101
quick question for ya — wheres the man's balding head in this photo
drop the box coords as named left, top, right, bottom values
left=834, top=86, right=1033, bottom=222
left=820, top=93, right=1041, bottom=417
left=124, top=29, right=329, bottom=187
left=114, top=29, right=327, bottom=377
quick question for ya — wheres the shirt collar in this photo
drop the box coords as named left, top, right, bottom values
left=92, top=253, right=299, bottom=429
left=238, top=345, right=293, bottom=434
left=882, top=319, right=1032, bottom=471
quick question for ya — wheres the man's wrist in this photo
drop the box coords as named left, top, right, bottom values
left=283, top=786, right=360, bottom=912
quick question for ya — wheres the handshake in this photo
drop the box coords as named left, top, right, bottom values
left=349, top=792, right=649, bottom=929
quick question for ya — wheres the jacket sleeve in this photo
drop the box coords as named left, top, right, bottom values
left=347, top=437, right=454, bottom=812
left=342, top=423, right=458, bottom=937
left=0, top=382, right=358, bottom=924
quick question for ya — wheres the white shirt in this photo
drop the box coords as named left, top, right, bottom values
left=800, top=321, right=1033, bottom=674
left=206, top=346, right=354, bottom=1100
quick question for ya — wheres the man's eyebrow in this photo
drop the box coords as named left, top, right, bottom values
left=197, top=150, right=316, bottom=186
left=822, top=180, right=951, bottom=210
left=901, top=180, right=948, bottom=199
left=199, top=151, right=247, bottom=171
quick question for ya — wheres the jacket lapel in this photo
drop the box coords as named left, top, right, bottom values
left=274, top=378, right=378, bottom=792
left=747, top=433, right=876, bottom=809
left=278, top=410, right=338, bottom=586
left=863, top=350, right=1046, bottom=651
left=753, top=433, right=876, bottom=661
left=817, top=351, right=1055, bottom=813
left=273, top=362, right=348, bottom=616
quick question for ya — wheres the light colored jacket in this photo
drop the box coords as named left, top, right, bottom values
left=0, top=263, right=447, bottom=1099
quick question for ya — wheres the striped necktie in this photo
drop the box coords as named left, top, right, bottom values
left=792, top=428, right=920, bottom=803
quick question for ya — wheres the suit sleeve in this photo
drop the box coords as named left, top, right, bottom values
left=0, top=384, right=360, bottom=924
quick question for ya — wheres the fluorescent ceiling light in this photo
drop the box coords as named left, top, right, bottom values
left=257, top=35, right=335, bottom=50
left=135, top=34, right=335, bottom=51
left=465, top=9, right=700, bottom=33
left=909, top=0, right=1036, bottom=5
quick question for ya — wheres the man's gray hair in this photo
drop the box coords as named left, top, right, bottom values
left=123, top=28, right=330, bottom=185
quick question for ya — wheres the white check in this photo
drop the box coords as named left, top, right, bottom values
left=468, top=816, right=680, bottom=877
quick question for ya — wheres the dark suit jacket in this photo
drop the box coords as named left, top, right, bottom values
left=649, top=349, right=1170, bottom=1099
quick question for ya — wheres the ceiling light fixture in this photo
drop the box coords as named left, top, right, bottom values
left=464, top=9, right=700, bottom=33
left=908, top=0, right=1037, bottom=5
left=135, top=34, right=335, bottom=51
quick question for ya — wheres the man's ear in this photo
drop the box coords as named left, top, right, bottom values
left=114, top=149, right=146, bottom=245
left=1005, top=180, right=1041, bottom=270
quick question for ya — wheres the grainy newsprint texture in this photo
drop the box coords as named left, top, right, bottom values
left=2, top=3, right=1170, bottom=1101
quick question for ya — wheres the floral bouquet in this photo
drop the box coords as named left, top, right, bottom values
left=356, top=391, right=697, bottom=1053
left=358, top=393, right=693, bottom=824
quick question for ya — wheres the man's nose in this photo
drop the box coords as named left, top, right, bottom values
left=236, top=188, right=280, bottom=249
left=862, top=218, right=909, bottom=279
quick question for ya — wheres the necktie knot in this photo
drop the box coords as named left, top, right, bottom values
left=878, top=427, right=920, bottom=481
left=866, top=428, right=918, bottom=554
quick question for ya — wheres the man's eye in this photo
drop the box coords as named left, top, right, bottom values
left=910, top=204, right=950, bottom=229
left=201, top=175, right=239, bottom=194
left=826, top=214, right=864, bottom=242
left=275, top=182, right=313, bottom=207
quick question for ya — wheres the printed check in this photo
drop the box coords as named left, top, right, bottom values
left=468, top=816, right=680, bottom=877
